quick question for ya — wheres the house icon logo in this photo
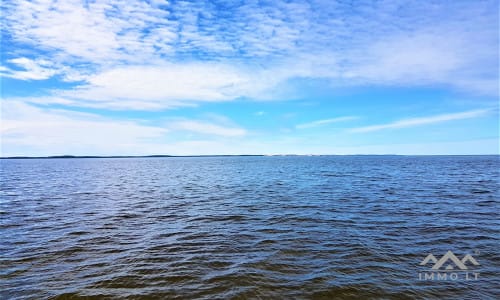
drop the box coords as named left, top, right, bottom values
left=418, top=250, right=481, bottom=281
left=420, top=250, right=480, bottom=270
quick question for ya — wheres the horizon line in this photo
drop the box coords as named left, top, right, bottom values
left=1, top=154, right=499, bottom=159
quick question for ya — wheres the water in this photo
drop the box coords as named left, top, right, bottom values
left=1, top=156, right=499, bottom=299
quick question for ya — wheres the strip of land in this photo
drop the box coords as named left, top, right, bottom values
left=0, top=155, right=266, bottom=159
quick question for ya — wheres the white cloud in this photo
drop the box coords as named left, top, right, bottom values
left=1, top=101, right=497, bottom=156
left=63, top=63, right=253, bottom=107
left=0, top=101, right=251, bottom=156
left=2, top=0, right=497, bottom=159
left=341, top=28, right=498, bottom=95
left=350, top=109, right=491, bottom=133
left=1, top=57, right=58, bottom=80
left=37, top=62, right=299, bottom=110
left=1, top=0, right=497, bottom=108
left=0, top=101, right=168, bottom=156
left=2, top=0, right=176, bottom=64
left=296, top=116, right=358, bottom=129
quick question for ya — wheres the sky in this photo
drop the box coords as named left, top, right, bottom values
left=0, top=0, right=499, bottom=156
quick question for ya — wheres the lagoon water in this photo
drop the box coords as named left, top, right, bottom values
left=1, top=156, right=499, bottom=299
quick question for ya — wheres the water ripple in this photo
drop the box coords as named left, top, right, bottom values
left=1, top=156, right=499, bottom=299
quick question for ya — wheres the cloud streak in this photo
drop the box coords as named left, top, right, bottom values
left=1, top=101, right=168, bottom=156
left=350, top=109, right=491, bottom=133
left=296, top=116, right=358, bottom=129
left=0, top=101, right=248, bottom=156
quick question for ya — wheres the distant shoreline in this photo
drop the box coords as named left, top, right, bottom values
left=1, top=154, right=498, bottom=159
left=0, top=154, right=264, bottom=159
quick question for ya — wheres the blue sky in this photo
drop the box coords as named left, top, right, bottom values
left=1, top=0, right=498, bottom=156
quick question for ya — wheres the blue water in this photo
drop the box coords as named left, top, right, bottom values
left=1, top=156, right=499, bottom=299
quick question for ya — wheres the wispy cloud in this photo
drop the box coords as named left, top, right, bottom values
left=1, top=101, right=248, bottom=156
left=45, top=63, right=291, bottom=110
left=350, top=109, right=492, bottom=133
left=1, top=101, right=168, bottom=156
left=1, top=0, right=498, bottom=157
left=62, top=64, right=253, bottom=109
left=296, top=116, right=358, bottom=129
left=1, top=57, right=58, bottom=80
left=1, top=0, right=497, bottom=110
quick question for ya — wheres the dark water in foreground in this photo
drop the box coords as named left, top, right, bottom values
left=1, top=156, right=499, bottom=299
